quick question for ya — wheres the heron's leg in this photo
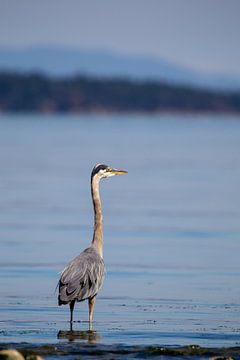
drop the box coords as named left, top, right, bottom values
left=69, top=300, right=75, bottom=324
left=88, top=297, right=96, bottom=330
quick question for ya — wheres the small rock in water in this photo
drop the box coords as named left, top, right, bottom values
left=0, top=350, right=25, bottom=360
left=0, top=350, right=43, bottom=360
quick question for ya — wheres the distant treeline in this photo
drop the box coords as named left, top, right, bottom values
left=0, top=72, right=240, bottom=113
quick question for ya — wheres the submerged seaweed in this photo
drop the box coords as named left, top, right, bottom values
left=0, top=343, right=240, bottom=360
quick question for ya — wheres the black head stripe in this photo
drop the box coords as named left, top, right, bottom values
left=91, top=164, right=108, bottom=178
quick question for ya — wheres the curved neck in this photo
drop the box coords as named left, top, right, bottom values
left=91, top=175, right=103, bottom=257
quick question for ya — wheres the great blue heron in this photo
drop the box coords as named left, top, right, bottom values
left=58, top=164, right=127, bottom=328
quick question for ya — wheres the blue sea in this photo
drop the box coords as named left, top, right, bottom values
left=0, top=113, right=240, bottom=353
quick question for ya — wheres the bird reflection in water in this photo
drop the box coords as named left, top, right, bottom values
left=57, top=327, right=101, bottom=343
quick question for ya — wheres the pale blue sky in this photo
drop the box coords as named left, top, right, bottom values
left=1, top=0, right=240, bottom=75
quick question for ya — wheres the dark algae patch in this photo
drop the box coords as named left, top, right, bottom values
left=142, top=345, right=240, bottom=357
left=1, top=343, right=240, bottom=360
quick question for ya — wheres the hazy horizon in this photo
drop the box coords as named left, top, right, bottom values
left=1, top=0, right=240, bottom=75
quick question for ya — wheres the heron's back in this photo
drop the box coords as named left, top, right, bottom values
left=58, top=247, right=105, bottom=305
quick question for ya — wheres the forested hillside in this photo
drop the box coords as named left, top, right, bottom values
left=0, top=72, right=240, bottom=113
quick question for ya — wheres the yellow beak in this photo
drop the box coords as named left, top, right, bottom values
left=112, top=169, right=128, bottom=175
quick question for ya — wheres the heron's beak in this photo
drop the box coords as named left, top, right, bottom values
left=111, top=169, right=128, bottom=175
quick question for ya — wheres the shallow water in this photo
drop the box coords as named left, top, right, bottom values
left=0, top=113, right=240, bottom=353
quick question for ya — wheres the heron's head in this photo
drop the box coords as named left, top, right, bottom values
left=91, top=164, right=128, bottom=179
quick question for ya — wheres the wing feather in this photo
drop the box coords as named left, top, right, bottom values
left=58, top=247, right=105, bottom=305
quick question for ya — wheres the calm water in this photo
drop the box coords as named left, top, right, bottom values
left=0, top=113, right=240, bottom=350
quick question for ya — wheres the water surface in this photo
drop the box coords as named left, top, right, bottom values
left=0, top=113, right=240, bottom=350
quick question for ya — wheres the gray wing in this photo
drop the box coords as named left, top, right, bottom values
left=58, top=247, right=105, bottom=305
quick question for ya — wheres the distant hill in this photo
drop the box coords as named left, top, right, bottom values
left=0, top=46, right=240, bottom=91
left=1, top=72, right=240, bottom=113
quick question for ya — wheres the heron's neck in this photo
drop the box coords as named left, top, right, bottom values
left=91, top=175, right=103, bottom=257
